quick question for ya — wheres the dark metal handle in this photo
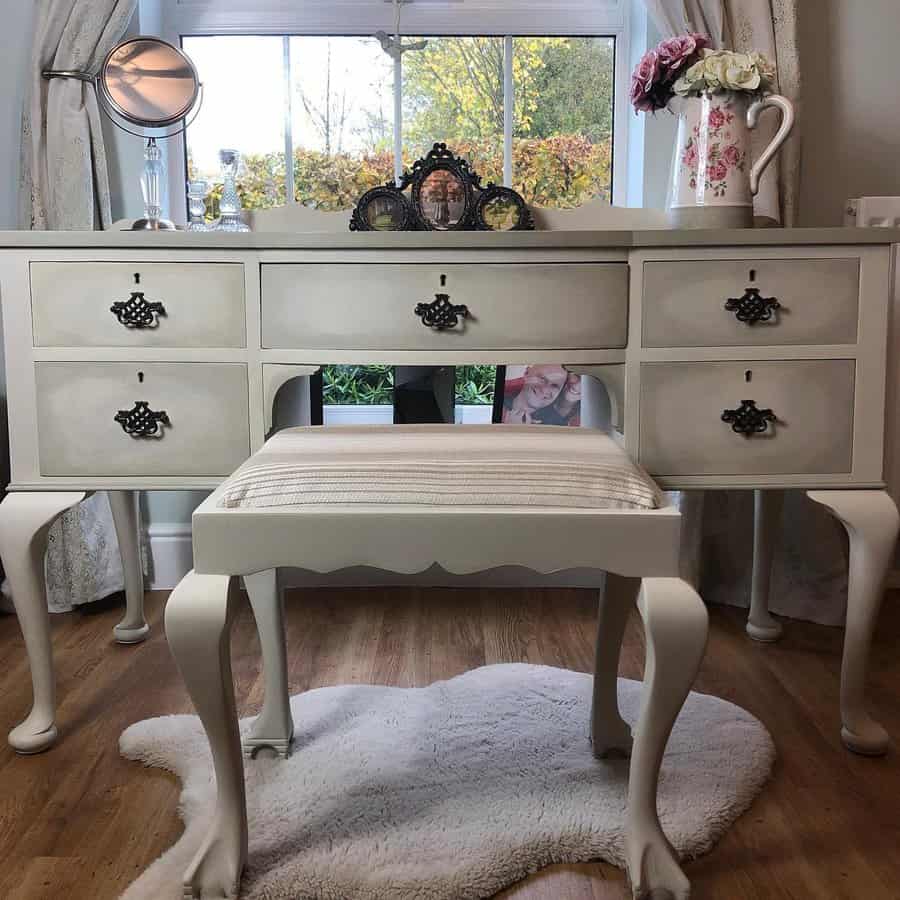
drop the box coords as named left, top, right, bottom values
left=722, top=400, right=776, bottom=436
left=414, top=293, right=469, bottom=331
left=111, top=292, right=167, bottom=329
left=724, top=287, right=780, bottom=325
left=114, top=401, right=171, bottom=438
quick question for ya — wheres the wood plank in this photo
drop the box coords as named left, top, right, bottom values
left=0, top=589, right=898, bottom=900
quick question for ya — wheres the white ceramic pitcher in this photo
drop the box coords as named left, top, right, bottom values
left=667, top=91, right=795, bottom=228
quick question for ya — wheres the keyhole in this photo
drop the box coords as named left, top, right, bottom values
left=137, top=371, right=144, bottom=384
left=440, top=274, right=447, bottom=287
left=134, top=273, right=141, bottom=285
left=748, top=269, right=757, bottom=283
left=745, top=370, right=753, bottom=383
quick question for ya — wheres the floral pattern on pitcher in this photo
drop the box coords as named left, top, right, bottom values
left=680, top=102, right=748, bottom=199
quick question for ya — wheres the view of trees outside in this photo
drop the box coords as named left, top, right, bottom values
left=186, top=34, right=615, bottom=218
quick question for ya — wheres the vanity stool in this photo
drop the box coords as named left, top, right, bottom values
left=165, top=424, right=708, bottom=900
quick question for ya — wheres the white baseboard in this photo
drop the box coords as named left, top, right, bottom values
left=147, top=522, right=194, bottom=590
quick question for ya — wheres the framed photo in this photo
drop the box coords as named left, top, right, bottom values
left=492, top=365, right=582, bottom=427
left=351, top=143, right=534, bottom=232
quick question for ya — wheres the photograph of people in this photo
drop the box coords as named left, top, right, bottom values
left=497, top=365, right=582, bottom=426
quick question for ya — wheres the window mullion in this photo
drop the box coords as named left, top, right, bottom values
left=282, top=36, right=295, bottom=203
left=393, top=54, right=403, bottom=184
left=503, top=35, right=513, bottom=188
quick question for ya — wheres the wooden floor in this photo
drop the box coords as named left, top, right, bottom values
left=0, top=588, right=899, bottom=900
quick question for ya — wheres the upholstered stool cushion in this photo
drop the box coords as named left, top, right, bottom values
left=218, top=425, right=662, bottom=512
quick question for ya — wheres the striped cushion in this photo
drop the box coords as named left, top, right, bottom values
left=218, top=425, right=661, bottom=512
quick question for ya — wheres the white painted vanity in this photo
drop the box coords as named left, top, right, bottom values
left=0, top=227, right=897, bottom=757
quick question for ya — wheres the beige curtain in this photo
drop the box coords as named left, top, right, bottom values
left=17, top=0, right=137, bottom=611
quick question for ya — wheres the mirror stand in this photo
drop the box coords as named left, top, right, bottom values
left=132, top=138, right=176, bottom=232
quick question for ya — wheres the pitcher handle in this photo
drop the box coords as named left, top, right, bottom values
left=747, top=93, right=795, bottom=196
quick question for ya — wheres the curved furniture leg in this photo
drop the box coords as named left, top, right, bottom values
left=108, top=490, right=150, bottom=644
left=591, top=573, right=639, bottom=758
left=244, top=569, right=293, bottom=759
left=626, top=577, right=708, bottom=900
left=166, top=571, right=247, bottom=899
left=808, top=490, right=899, bottom=756
left=747, top=488, right=785, bottom=642
left=0, top=491, right=86, bottom=754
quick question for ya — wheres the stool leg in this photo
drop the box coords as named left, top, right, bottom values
left=244, top=570, right=293, bottom=759
left=166, top=571, right=247, bottom=900
left=591, top=573, right=638, bottom=758
left=626, top=577, right=708, bottom=900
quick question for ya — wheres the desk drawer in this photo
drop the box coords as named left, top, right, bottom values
left=35, top=363, right=250, bottom=476
left=261, top=263, right=628, bottom=350
left=642, top=258, right=860, bottom=347
left=31, top=262, right=246, bottom=348
left=638, top=360, right=855, bottom=476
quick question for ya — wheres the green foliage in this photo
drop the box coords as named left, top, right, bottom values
left=456, top=365, right=496, bottom=406
left=188, top=35, right=614, bottom=218
left=322, top=365, right=394, bottom=406
left=319, top=365, right=496, bottom=407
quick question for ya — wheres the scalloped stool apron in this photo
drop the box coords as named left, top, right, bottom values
left=164, top=425, right=710, bottom=900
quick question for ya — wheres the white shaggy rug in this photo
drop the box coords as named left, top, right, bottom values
left=119, top=664, right=774, bottom=900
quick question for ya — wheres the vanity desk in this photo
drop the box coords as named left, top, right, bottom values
left=0, top=227, right=897, bottom=757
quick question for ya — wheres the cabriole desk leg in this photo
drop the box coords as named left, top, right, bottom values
left=747, top=488, right=785, bottom=642
left=109, top=490, right=150, bottom=644
left=808, top=490, right=899, bottom=756
left=0, top=491, right=86, bottom=754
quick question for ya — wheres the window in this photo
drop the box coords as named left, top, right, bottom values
left=166, top=2, right=634, bottom=218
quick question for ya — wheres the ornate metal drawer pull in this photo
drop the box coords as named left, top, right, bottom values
left=724, top=288, right=780, bottom=325
left=110, top=292, right=167, bottom=329
left=721, top=400, right=776, bottom=436
left=415, top=293, right=469, bottom=331
left=114, top=401, right=171, bottom=438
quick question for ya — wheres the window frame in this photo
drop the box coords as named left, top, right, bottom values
left=159, top=0, right=636, bottom=222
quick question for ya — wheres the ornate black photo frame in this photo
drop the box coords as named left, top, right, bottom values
left=350, top=143, right=534, bottom=233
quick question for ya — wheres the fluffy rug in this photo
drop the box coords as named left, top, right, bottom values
left=120, top=664, right=774, bottom=899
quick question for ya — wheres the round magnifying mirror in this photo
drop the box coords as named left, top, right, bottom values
left=100, top=37, right=200, bottom=128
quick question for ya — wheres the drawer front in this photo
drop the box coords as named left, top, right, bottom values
left=261, top=263, right=628, bottom=350
left=35, top=363, right=250, bottom=476
left=638, top=360, right=855, bottom=476
left=642, top=258, right=860, bottom=347
left=31, top=262, right=246, bottom=347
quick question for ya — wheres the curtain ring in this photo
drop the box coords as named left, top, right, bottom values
left=41, top=69, right=94, bottom=82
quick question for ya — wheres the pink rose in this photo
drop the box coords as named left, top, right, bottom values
left=723, top=144, right=741, bottom=166
left=682, top=143, right=698, bottom=169
left=635, top=49, right=660, bottom=90
left=630, top=50, right=666, bottom=112
left=657, top=33, right=709, bottom=81
left=708, top=160, right=728, bottom=182
left=708, top=107, right=726, bottom=130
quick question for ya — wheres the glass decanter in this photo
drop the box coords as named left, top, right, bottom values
left=214, top=149, right=251, bottom=232
left=186, top=179, right=210, bottom=231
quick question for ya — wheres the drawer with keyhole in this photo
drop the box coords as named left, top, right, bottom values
left=30, top=262, right=246, bottom=348
left=641, top=257, right=860, bottom=348
left=34, top=362, right=250, bottom=476
left=638, top=359, right=856, bottom=476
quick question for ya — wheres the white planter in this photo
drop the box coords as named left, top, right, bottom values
left=323, top=405, right=493, bottom=426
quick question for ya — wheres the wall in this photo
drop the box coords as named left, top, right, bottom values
left=798, top=0, right=900, bottom=226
